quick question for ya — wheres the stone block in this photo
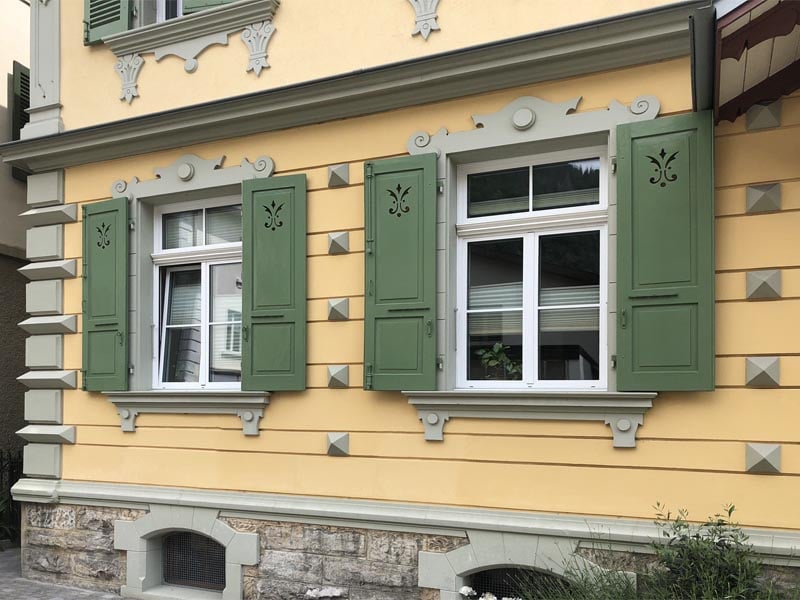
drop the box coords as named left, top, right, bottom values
left=20, top=203, right=78, bottom=227
left=26, top=334, right=63, bottom=369
left=24, top=389, right=63, bottom=424
left=27, top=171, right=64, bottom=208
left=19, top=315, right=77, bottom=334
left=23, top=443, right=62, bottom=478
left=327, top=365, right=349, bottom=388
left=26, top=279, right=63, bottom=315
left=27, top=224, right=64, bottom=261
left=18, top=369, right=77, bottom=389
left=328, top=298, right=350, bottom=321
left=328, top=164, right=350, bottom=187
left=259, top=549, right=323, bottom=582
left=746, top=269, right=781, bottom=300
left=746, top=442, right=781, bottom=474
left=327, top=432, right=350, bottom=457
left=328, top=231, right=350, bottom=255
left=745, top=356, right=780, bottom=388
left=366, top=530, right=420, bottom=565
left=18, top=259, right=77, bottom=281
left=747, top=100, right=781, bottom=130
left=322, top=556, right=417, bottom=587
left=26, top=504, right=76, bottom=529
left=16, top=425, right=76, bottom=444
left=746, top=183, right=781, bottom=214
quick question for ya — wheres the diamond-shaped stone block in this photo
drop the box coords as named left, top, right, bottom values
left=327, top=365, right=349, bottom=388
left=746, top=183, right=781, bottom=214
left=328, top=231, right=349, bottom=255
left=746, top=100, right=781, bottom=131
left=327, top=298, right=350, bottom=321
left=327, top=164, right=350, bottom=188
left=746, top=270, right=781, bottom=300
left=745, top=356, right=780, bottom=388
left=327, top=432, right=350, bottom=457
left=746, top=443, right=781, bottom=474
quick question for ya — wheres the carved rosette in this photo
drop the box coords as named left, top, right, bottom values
left=408, top=0, right=441, bottom=40
left=114, top=54, right=144, bottom=104
left=242, top=21, right=276, bottom=76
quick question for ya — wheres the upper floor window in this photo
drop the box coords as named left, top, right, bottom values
left=138, top=0, right=183, bottom=27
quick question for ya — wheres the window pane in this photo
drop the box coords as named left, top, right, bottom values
left=206, top=205, right=242, bottom=245
left=210, top=263, right=242, bottom=323
left=538, top=307, right=599, bottom=380
left=468, top=312, right=523, bottom=381
left=167, top=269, right=201, bottom=325
left=467, top=167, right=529, bottom=217
left=539, top=231, right=599, bottom=306
left=162, top=327, right=202, bottom=383
left=164, top=0, right=180, bottom=20
left=533, top=158, right=600, bottom=210
left=468, top=239, right=523, bottom=309
left=210, top=324, right=242, bottom=382
left=163, top=210, right=202, bottom=249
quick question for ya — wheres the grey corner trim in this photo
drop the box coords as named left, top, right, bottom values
left=746, top=443, right=781, bottom=474
left=13, top=478, right=800, bottom=566
left=2, top=3, right=701, bottom=173
left=26, top=224, right=64, bottom=262
left=327, top=365, right=349, bottom=388
left=113, top=154, right=275, bottom=200
left=24, top=389, right=63, bottom=424
left=746, top=100, right=781, bottom=130
left=26, top=280, right=64, bottom=316
left=20, top=203, right=77, bottom=227
left=16, top=425, right=76, bottom=444
left=106, top=391, right=269, bottom=436
left=22, top=444, right=62, bottom=478
left=19, top=259, right=77, bottom=281
left=115, top=504, right=257, bottom=599
left=746, top=269, right=781, bottom=300
left=408, top=0, right=441, bottom=40
left=418, top=530, right=633, bottom=594
left=408, top=95, right=660, bottom=173
left=27, top=171, right=65, bottom=208
left=19, top=315, right=77, bottom=335
left=745, top=356, right=780, bottom=388
left=746, top=183, right=781, bottom=214
left=405, top=390, right=656, bottom=447
left=22, top=0, right=62, bottom=140
left=327, top=231, right=350, bottom=255
left=326, top=432, right=350, bottom=456
left=327, top=164, right=350, bottom=188
left=25, top=334, right=63, bottom=370
left=327, top=298, right=350, bottom=321
left=115, top=54, right=145, bottom=104
left=242, top=21, right=276, bottom=76
left=17, top=369, right=77, bottom=389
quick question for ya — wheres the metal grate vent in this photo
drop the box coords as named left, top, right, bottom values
left=162, top=531, right=225, bottom=591
left=470, top=567, right=571, bottom=598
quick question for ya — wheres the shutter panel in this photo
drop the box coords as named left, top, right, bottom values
left=364, top=154, right=437, bottom=391
left=84, top=0, right=131, bottom=45
left=82, top=197, right=129, bottom=391
left=182, top=0, right=234, bottom=15
left=241, top=175, right=307, bottom=391
left=10, top=61, right=30, bottom=182
left=616, top=111, right=714, bottom=391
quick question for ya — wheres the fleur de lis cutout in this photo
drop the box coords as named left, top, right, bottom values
left=387, top=184, right=412, bottom=217
left=263, top=200, right=285, bottom=231
left=96, top=222, right=111, bottom=249
left=646, top=148, right=680, bottom=187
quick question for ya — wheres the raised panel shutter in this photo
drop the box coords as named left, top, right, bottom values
left=84, top=0, right=131, bottom=45
left=616, top=111, right=714, bottom=391
left=82, top=197, right=129, bottom=391
left=182, top=0, right=234, bottom=15
left=364, top=154, right=437, bottom=391
left=11, top=62, right=30, bottom=182
left=241, top=175, right=307, bottom=391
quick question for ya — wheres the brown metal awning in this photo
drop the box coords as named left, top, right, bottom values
left=716, top=0, right=800, bottom=122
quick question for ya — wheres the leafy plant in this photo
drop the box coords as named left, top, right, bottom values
left=0, top=450, right=22, bottom=545
left=475, top=343, right=522, bottom=380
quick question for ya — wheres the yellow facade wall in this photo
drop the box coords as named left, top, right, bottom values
left=57, top=61, right=800, bottom=531
left=60, top=0, right=678, bottom=130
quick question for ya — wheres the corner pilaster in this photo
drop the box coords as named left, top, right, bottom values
left=22, top=0, right=63, bottom=139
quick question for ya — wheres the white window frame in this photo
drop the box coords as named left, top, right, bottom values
left=156, top=0, right=184, bottom=24
left=455, top=147, right=609, bottom=391
left=152, top=196, right=243, bottom=391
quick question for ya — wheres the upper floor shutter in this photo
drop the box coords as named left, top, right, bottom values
left=10, top=61, right=30, bottom=182
left=363, top=154, right=437, bottom=391
left=84, top=0, right=131, bottom=45
left=182, top=0, right=235, bottom=15
left=83, top=197, right=129, bottom=391
left=241, top=175, right=307, bottom=391
left=616, top=111, right=714, bottom=391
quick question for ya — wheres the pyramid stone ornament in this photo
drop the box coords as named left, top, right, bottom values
left=328, top=231, right=350, bottom=255
left=327, top=365, right=349, bottom=388
left=328, top=164, right=350, bottom=188
left=745, top=443, right=781, bottom=474
left=746, top=183, right=781, bottom=214
left=327, top=432, right=350, bottom=457
left=745, top=356, right=780, bottom=388
left=327, top=298, right=350, bottom=321
left=746, top=100, right=781, bottom=131
left=746, top=270, right=781, bottom=300
left=407, top=0, right=441, bottom=40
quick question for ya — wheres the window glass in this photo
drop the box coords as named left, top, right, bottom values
left=209, top=263, right=242, bottom=383
left=467, top=167, right=529, bottom=218
left=533, top=158, right=600, bottom=211
left=164, top=0, right=180, bottom=20
left=163, top=210, right=202, bottom=249
left=166, top=269, right=201, bottom=325
left=206, top=205, right=242, bottom=245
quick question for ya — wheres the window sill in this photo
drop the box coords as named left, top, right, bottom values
left=404, top=389, right=657, bottom=448
left=121, top=584, right=221, bottom=600
left=106, top=391, right=269, bottom=436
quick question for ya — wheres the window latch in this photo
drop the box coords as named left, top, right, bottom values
left=242, top=325, right=249, bottom=342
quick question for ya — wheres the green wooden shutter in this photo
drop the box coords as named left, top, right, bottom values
left=182, top=0, right=234, bottom=15
left=84, top=0, right=131, bottom=45
left=616, top=111, right=714, bottom=391
left=82, top=197, right=129, bottom=391
left=241, top=175, right=307, bottom=391
left=364, top=154, right=437, bottom=391
left=10, top=61, right=30, bottom=182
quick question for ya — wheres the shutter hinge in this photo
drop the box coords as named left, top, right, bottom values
left=611, top=157, right=617, bottom=174
left=129, top=365, right=134, bottom=375
left=365, top=362, right=373, bottom=390
left=437, top=181, right=444, bottom=194
left=437, top=355, right=444, bottom=371
left=80, top=369, right=87, bottom=391
left=365, top=163, right=374, bottom=179
left=83, top=21, right=89, bottom=44
left=611, top=355, right=617, bottom=369
left=129, top=219, right=135, bottom=231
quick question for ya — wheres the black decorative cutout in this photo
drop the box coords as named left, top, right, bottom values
left=96, top=222, right=111, bottom=249
left=263, top=201, right=285, bottom=231
left=387, top=184, right=412, bottom=217
left=646, top=148, right=679, bottom=187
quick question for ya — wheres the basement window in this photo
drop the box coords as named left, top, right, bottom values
left=162, top=531, right=225, bottom=591
left=468, top=567, right=571, bottom=598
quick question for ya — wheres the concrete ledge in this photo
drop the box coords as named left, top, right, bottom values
left=18, top=369, right=77, bottom=389
left=16, top=425, right=75, bottom=444
left=20, top=203, right=77, bottom=227
left=18, top=259, right=76, bottom=281
left=19, top=315, right=77, bottom=334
